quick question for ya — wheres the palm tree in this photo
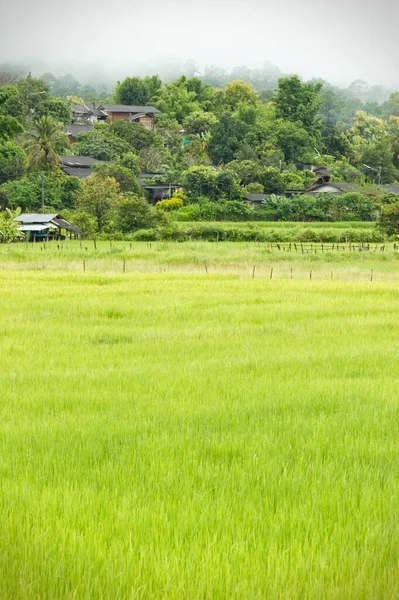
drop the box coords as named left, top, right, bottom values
left=23, top=115, right=69, bottom=168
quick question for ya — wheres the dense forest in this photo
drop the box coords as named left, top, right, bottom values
left=1, top=62, right=399, bottom=238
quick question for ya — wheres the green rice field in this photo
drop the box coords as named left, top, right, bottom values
left=0, top=241, right=398, bottom=598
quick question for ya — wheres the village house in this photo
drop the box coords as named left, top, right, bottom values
left=70, top=103, right=160, bottom=128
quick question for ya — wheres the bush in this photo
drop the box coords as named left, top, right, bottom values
left=155, top=197, right=184, bottom=211
left=132, top=228, right=159, bottom=241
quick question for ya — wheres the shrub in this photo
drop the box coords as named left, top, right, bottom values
left=132, top=228, right=159, bottom=241
left=155, top=197, right=184, bottom=211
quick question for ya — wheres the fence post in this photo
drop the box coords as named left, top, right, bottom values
left=123, top=260, right=126, bottom=273
left=310, top=269, right=312, bottom=280
left=204, top=260, right=208, bottom=274
left=270, top=267, right=273, bottom=280
left=83, top=259, right=86, bottom=272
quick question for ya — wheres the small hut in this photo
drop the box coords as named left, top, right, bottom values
left=15, top=214, right=82, bottom=241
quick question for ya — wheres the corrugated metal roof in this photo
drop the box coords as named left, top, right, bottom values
left=102, top=104, right=160, bottom=114
left=244, top=194, right=268, bottom=201
left=61, top=166, right=95, bottom=179
left=64, top=124, right=94, bottom=137
left=19, top=223, right=53, bottom=231
left=15, top=214, right=59, bottom=223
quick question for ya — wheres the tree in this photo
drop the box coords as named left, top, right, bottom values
left=215, top=170, right=242, bottom=200
left=225, top=160, right=260, bottom=185
left=94, top=163, right=143, bottom=194
left=76, top=126, right=131, bottom=161
left=258, top=167, right=286, bottom=194
left=0, top=87, right=24, bottom=140
left=117, top=152, right=141, bottom=176
left=152, top=76, right=214, bottom=124
left=274, top=119, right=315, bottom=164
left=0, top=142, right=26, bottom=184
left=181, top=165, right=218, bottom=201
left=75, top=175, right=122, bottom=231
left=35, top=97, right=72, bottom=124
left=183, top=111, right=218, bottom=136
left=22, top=115, right=69, bottom=167
left=224, top=80, right=259, bottom=110
left=207, top=112, right=249, bottom=164
left=274, top=75, right=322, bottom=137
left=114, top=75, right=162, bottom=106
left=0, top=168, right=80, bottom=210
left=377, top=203, right=399, bottom=237
left=15, top=73, right=50, bottom=116
left=117, top=194, right=156, bottom=232
left=109, top=120, right=161, bottom=152
left=0, top=207, right=23, bottom=242
left=382, top=92, right=399, bottom=119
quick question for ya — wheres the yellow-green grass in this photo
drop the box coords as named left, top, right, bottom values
left=174, top=221, right=376, bottom=229
left=0, top=240, right=398, bottom=282
left=0, top=267, right=398, bottom=598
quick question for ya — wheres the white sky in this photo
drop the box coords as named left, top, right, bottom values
left=0, top=0, right=398, bottom=86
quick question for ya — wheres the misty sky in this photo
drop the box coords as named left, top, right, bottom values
left=0, top=0, right=398, bottom=86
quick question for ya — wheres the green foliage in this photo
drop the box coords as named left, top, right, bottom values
left=153, top=76, right=214, bottom=124
left=23, top=115, right=69, bottom=167
left=116, top=152, right=141, bottom=176
left=207, top=112, right=249, bottom=164
left=75, top=174, right=122, bottom=231
left=114, top=75, right=162, bottom=105
left=110, top=120, right=162, bottom=153
left=0, top=142, right=26, bottom=185
left=259, top=193, right=376, bottom=222
left=0, top=167, right=80, bottom=211
left=224, top=80, right=259, bottom=110
left=155, top=197, right=184, bottom=211
left=377, top=202, right=399, bottom=237
left=245, top=182, right=264, bottom=194
left=76, top=126, right=132, bottom=161
left=182, top=165, right=218, bottom=201
left=94, top=163, right=143, bottom=194
left=117, top=194, right=157, bottom=232
left=258, top=167, right=286, bottom=195
left=274, top=75, right=323, bottom=136
left=155, top=190, right=186, bottom=211
left=15, top=73, right=50, bottom=113
left=181, top=165, right=241, bottom=202
left=173, top=199, right=252, bottom=222
left=35, top=97, right=72, bottom=124
left=0, top=207, right=23, bottom=242
left=225, top=160, right=260, bottom=185
left=274, top=119, right=315, bottom=163
left=183, top=111, right=218, bottom=136
left=0, top=87, right=24, bottom=139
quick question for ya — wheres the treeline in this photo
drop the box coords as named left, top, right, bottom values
left=1, top=69, right=399, bottom=240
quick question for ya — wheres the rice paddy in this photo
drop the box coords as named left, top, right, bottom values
left=0, top=240, right=398, bottom=598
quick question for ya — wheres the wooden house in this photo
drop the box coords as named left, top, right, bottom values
left=70, top=103, right=160, bottom=129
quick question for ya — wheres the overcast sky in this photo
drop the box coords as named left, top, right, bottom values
left=0, top=0, right=398, bottom=86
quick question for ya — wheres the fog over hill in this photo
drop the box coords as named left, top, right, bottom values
left=0, top=0, right=398, bottom=89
